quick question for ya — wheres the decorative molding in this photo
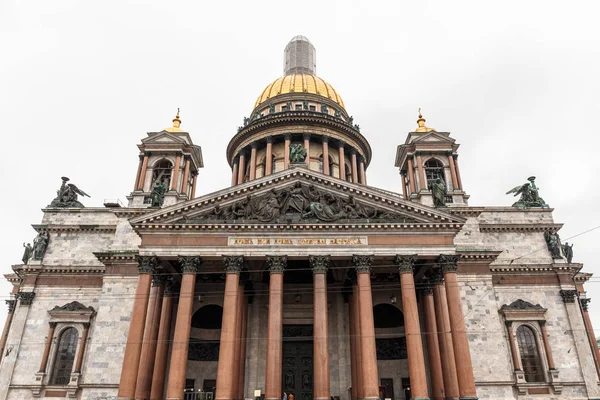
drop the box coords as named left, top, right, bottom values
left=309, top=255, right=330, bottom=274
left=500, top=299, right=545, bottom=311
left=16, top=292, right=35, bottom=306
left=136, top=255, right=158, bottom=274
left=222, top=256, right=244, bottom=274
left=266, top=255, right=287, bottom=274
left=352, top=254, right=374, bottom=273
left=394, top=254, right=417, bottom=274
left=32, top=224, right=117, bottom=233
left=50, top=301, right=95, bottom=313
left=179, top=256, right=202, bottom=274
left=580, top=298, right=591, bottom=312
left=94, top=250, right=139, bottom=266
left=560, top=290, right=578, bottom=303
left=478, top=223, right=562, bottom=233
left=438, top=254, right=460, bottom=273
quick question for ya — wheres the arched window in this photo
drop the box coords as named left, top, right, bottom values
left=152, top=159, right=173, bottom=189
left=191, top=305, right=224, bottom=329
left=373, top=304, right=404, bottom=328
left=51, top=327, right=78, bottom=385
left=517, top=325, right=544, bottom=382
left=318, top=154, right=334, bottom=176
left=424, top=158, right=445, bottom=189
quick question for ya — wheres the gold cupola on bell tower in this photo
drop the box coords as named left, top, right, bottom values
left=394, top=110, right=468, bottom=207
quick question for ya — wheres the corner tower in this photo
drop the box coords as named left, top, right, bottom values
left=227, top=36, right=371, bottom=186
left=128, top=111, right=203, bottom=208
left=395, top=111, right=468, bottom=207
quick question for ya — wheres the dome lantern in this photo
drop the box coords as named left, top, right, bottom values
left=284, top=35, right=316, bottom=75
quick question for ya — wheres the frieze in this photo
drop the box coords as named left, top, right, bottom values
left=228, top=236, right=367, bottom=246
left=184, top=182, right=415, bottom=224
left=309, top=255, right=331, bottom=274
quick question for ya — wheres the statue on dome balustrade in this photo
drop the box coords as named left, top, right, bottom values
left=289, top=143, right=307, bottom=163
left=506, top=176, right=548, bottom=208
left=49, top=176, right=90, bottom=208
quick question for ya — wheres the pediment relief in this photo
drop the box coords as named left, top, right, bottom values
left=500, top=299, right=545, bottom=311
left=130, top=168, right=465, bottom=227
left=50, top=301, right=95, bottom=313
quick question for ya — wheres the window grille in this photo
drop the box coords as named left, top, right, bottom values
left=50, top=328, right=78, bottom=385
left=517, top=325, right=545, bottom=382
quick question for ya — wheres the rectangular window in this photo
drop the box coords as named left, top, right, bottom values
left=295, top=104, right=302, bottom=110
left=309, top=105, right=316, bottom=111
left=281, top=106, right=288, bottom=112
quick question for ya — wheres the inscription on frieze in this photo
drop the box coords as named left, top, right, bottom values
left=228, top=236, right=367, bottom=246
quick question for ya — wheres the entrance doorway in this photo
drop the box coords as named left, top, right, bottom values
left=282, top=325, right=313, bottom=400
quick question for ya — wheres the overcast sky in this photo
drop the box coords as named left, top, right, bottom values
left=1, top=1, right=600, bottom=337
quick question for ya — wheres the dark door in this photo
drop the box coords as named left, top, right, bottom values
left=283, top=341, right=313, bottom=400
left=380, top=378, right=394, bottom=400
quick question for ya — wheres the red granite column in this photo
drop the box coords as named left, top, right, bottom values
left=431, top=269, right=459, bottom=400
left=505, top=322, right=522, bottom=371
left=216, top=256, right=243, bottom=400
left=304, top=133, right=311, bottom=166
left=238, top=152, right=246, bottom=184
left=351, top=150, right=359, bottom=183
left=348, top=293, right=358, bottom=400
left=232, top=158, right=239, bottom=186
left=580, top=299, right=600, bottom=376
left=407, top=158, right=416, bottom=194
left=134, top=156, right=144, bottom=191
left=439, top=255, right=477, bottom=400
left=338, top=144, right=346, bottom=181
left=135, top=276, right=165, bottom=399
left=352, top=283, right=364, bottom=399
left=73, top=322, right=90, bottom=373
left=150, top=281, right=176, bottom=400
left=191, top=174, right=197, bottom=199
left=447, top=153, right=459, bottom=191
left=415, top=153, right=426, bottom=191
left=266, top=138, right=274, bottom=175
left=322, top=137, right=330, bottom=175
left=137, top=154, right=149, bottom=190
left=284, top=135, right=291, bottom=169
left=310, top=256, right=331, bottom=400
left=232, top=284, right=245, bottom=399
left=359, top=158, right=366, bottom=185
left=0, top=300, right=16, bottom=364
left=38, top=322, right=57, bottom=373
left=181, top=158, right=191, bottom=194
left=395, top=255, right=429, bottom=400
left=352, top=255, right=379, bottom=400
left=249, top=144, right=258, bottom=181
left=171, top=154, right=182, bottom=191
left=265, top=256, right=286, bottom=400
left=238, top=294, right=249, bottom=400
left=400, top=172, right=408, bottom=199
left=453, top=156, right=463, bottom=190
left=166, top=256, right=202, bottom=400
left=422, top=287, right=444, bottom=400
left=118, top=256, right=157, bottom=400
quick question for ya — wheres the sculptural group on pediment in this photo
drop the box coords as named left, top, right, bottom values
left=192, top=182, right=410, bottom=223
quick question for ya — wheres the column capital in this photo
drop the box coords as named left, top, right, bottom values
left=580, top=297, right=591, bottom=311
left=538, top=320, right=547, bottom=327
left=164, top=277, right=177, bottom=296
left=504, top=320, right=513, bottom=328
left=352, top=254, right=374, bottom=273
left=438, top=254, right=460, bottom=273
left=223, top=255, right=244, bottom=274
left=428, top=267, right=444, bottom=284
left=82, top=322, right=91, bottom=329
left=321, top=135, right=329, bottom=143
left=559, top=289, right=578, bottom=303
left=49, top=321, right=58, bottom=329
left=394, top=254, right=417, bottom=274
left=136, top=255, right=158, bottom=274
left=266, top=136, right=274, bottom=143
left=303, top=133, right=311, bottom=140
left=418, top=285, right=434, bottom=296
left=338, top=142, right=345, bottom=149
left=350, top=148, right=357, bottom=155
left=6, top=299, right=15, bottom=313
left=16, top=291, right=35, bottom=306
left=251, top=142, right=258, bottom=149
left=284, top=133, right=292, bottom=141
left=309, top=255, right=331, bottom=274
left=266, top=255, right=287, bottom=274
left=179, top=256, right=202, bottom=274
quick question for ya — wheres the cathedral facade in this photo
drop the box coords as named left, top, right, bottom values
left=0, top=36, right=599, bottom=400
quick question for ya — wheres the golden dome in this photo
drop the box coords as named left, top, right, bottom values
left=254, top=73, right=345, bottom=109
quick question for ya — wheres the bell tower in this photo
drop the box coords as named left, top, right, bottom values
left=128, top=110, right=204, bottom=208
left=394, top=110, right=468, bottom=207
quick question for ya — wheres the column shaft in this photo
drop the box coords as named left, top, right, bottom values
left=359, top=159, right=366, bottom=185
left=266, top=139, right=273, bottom=175
left=357, top=273, right=379, bottom=400
left=352, top=285, right=364, bottom=400
left=432, top=283, right=459, bottom=399
left=351, top=151, right=358, bottom=183
left=415, top=154, right=426, bottom=191
left=191, top=175, right=197, bottom=199
left=118, top=271, right=154, bottom=399
left=447, top=154, right=459, bottom=190
left=138, top=155, right=149, bottom=190
left=181, top=159, right=191, bottom=194
left=134, top=157, right=144, bottom=191
left=581, top=307, right=600, bottom=376
left=284, top=136, right=291, bottom=169
left=338, top=145, right=346, bottom=180
left=150, top=292, right=175, bottom=400
left=400, top=173, right=408, bottom=199
left=304, top=134, right=311, bottom=166
left=453, top=156, right=463, bottom=190
left=314, top=272, right=330, bottom=400
left=506, top=323, right=522, bottom=370
left=349, top=294, right=358, bottom=400
left=216, top=273, right=241, bottom=400
left=232, top=160, right=239, bottom=186
left=38, top=323, right=57, bottom=372
left=398, top=265, right=429, bottom=399
left=238, top=297, right=248, bottom=399
left=73, top=323, right=90, bottom=373
left=265, top=273, right=284, bottom=400
left=249, top=145, right=257, bottom=181
left=171, top=154, right=182, bottom=191
left=166, top=267, right=198, bottom=400
left=444, top=269, right=477, bottom=399
left=0, top=302, right=15, bottom=364
left=232, top=285, right=245, bottom=399
left=135, top=283, right=165, bottom=399
left=423, top=292, right=444, bottom=400
left=238, top=153, right=246, bottom=185
left=322, top=139, right=330, bottom=175
left=407, top=159, right=416, bottom=193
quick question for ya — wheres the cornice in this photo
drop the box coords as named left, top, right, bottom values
left=574, top=272, right=593, bottom=283
left=32, top=224, right=117, bottom=233
left=13, top=265, right=105, bottom=275
left=490, top=263, right=582, bottom=274
left=94, top=250, right=140, bottom=265
left=227, top=110, right=371, bottom=166
left=456, top=250, right=503, bottom=262
left=478, top=223, right=562, bottom=233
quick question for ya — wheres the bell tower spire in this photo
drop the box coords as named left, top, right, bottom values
left=395, top=110, right=468, bottom=207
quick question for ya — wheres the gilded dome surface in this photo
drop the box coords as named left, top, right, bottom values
left=254, top=73, right=345, bottom=109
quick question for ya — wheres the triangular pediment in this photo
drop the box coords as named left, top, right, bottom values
left=130, top=167, right=465, bottom=229
left=411, top=131, right=455, bottom=144
left=143, top=131, right=189, bottom=145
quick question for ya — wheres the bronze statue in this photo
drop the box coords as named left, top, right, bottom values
left=544, top=231, right=563, bottom=259
left=32, top=232, right=49, bottom=260
left=506, top=176, right=548, bottom=208
left=22, top=243, right=32, bottom=264
left=269, top=103, right=276, bottom=114
left=49, top=177, right=90, bottom=208
left=430, top=178, right=447, bottom=208
left=150, top=180, right=167, bottom=208
left=563, top=242, right=574, bottom=263
left=289, top=143, right=307, bottom=163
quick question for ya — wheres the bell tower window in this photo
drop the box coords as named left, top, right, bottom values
left=152, top=159, right=173, bottom=189
left=424, top=159, right=445, bottom=188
